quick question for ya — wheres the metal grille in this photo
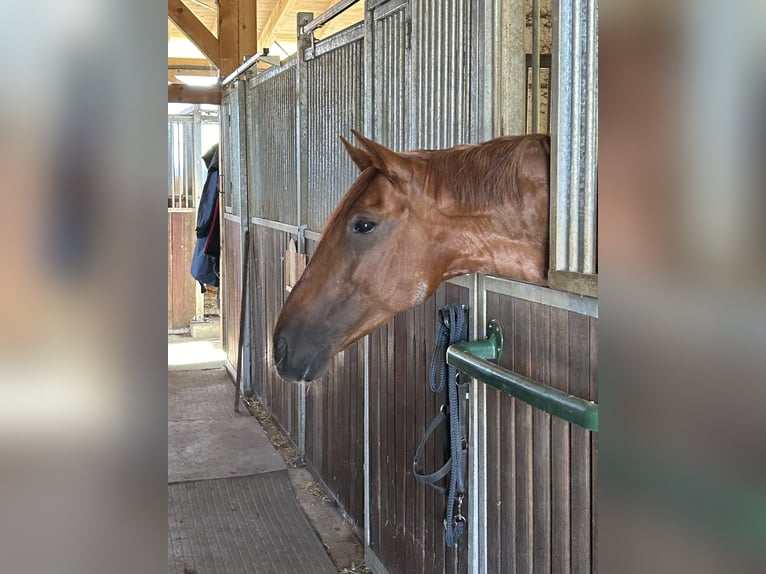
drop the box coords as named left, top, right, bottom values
left=221, top=90, right=239, bottom=214
left=305, top=25, right=365, bottom=233
left=168, top=106, right=220, bottom=209
left=372, top=0, right=410, bottom=150
left=411, top=0, right=477, bottom=148
left=249, top=62, right=299, bottom=226
left=167, top=118, right=195, bottom=208
left=551, top=0, right=598, bottom=276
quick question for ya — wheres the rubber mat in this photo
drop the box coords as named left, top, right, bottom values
left=168, top=470, right=337, bottom=574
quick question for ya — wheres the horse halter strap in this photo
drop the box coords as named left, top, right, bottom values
left=412, top=303, right=468, bottom=547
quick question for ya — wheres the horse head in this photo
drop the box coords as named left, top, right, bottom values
left=273, top=130, right=550, bottom=382
left=273, top=131, right=454, bottom=381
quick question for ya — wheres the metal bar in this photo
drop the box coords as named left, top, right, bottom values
left=447, top=347, right=599, bottom=432
left=296, top=12, right=313, bottom=249
left=484, top=276, right=599, bottom=317
left=550, top=0, right=572, bottom=273
left=531, top=0, right=541, bottom=133
left=305, top=22, right=364, bottom=60
left=363, top=333, right=371, bottom=547
left=468, top=271, right=489, bottom=574
left=582, top=0, right=598, bottom=274
left=250, top=216, right=300, bottom=235
left=221, top=54, right=259, bottom=86
left=234, top=228, right=251, bottom=412
left=301, top=0, right=361, bottom=36
left=567, top=0, right=583, bottom=272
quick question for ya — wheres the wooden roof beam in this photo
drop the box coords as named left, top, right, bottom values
left=168, top=84, right=221, bottom=105
left=168, top=0, right=221, bottom=69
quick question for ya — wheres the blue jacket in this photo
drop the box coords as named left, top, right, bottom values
left=190, top=144, right=220, bottom=288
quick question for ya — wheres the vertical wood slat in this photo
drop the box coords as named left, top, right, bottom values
left=531, top=303, right=552, bottom=574
left=569, top=312, right=591, bottom=574
left=589, top=317, right=598, bottom=574
left=550, top=307, right=571, bottom=573
left=485, top=293, right=595, bottom=574
left=513, top=299, right=533, bottom=574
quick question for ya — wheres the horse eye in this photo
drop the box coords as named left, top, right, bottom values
left=353, top=220, right=377, bottom=234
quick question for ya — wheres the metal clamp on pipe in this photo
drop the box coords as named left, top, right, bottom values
left=446, top=320, right=599, bottom=432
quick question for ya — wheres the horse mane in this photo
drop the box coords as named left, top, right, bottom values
left=417, top=133, right=550, bottom=209
left=325, top=134, right=550, bottom=233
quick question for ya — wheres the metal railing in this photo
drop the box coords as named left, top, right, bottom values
left=446, top=319, right=599, bottom=431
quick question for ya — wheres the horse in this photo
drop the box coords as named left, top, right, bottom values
left=273, top=130, right=550, bottom=382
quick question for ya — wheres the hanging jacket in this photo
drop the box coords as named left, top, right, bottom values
left=190, top=144, right=220, bottom=288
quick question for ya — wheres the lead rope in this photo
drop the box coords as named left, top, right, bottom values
left=413, top=303, right=467, bottom=547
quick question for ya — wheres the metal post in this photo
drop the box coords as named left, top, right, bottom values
left=193, top=104, right=206, bottom=320
left=363, top=2, right=374, bottom=561
left=237, top=80, right=252, bottom=395
left=468, top=272, right=488, bottom=574
left=363, top=333, right=371, bottom=547
left=531, top=0, right=541, bottom=133
left=295, top=12, right=313, bottom=463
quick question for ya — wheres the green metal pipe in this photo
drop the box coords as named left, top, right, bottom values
left=446, top=344, right=599, bottom=432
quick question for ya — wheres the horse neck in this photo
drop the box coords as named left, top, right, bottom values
left=434, top=189, right=549, bottom=286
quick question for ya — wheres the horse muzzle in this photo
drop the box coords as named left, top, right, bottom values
left=272, top=330, right=331, bottom=383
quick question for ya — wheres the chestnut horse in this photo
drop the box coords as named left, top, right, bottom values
left=274, top=130, right=550, bottom=382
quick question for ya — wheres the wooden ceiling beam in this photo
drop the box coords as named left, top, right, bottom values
left=168, top=84, right=222, bottom=105
left=239, top=0, right=258, bottom=61
left=168, top=0, right=221, bottom=69
left=259, top=0, right=299, bottom=52
left=218, top=0, right=239, bottom=77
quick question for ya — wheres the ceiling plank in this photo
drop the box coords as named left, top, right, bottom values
left=168, top=0, right=221, bottom=69
left=218, top=0, right=239, bottom=77
left=239, top=0, right=258, bottom=61
left=168, top=84, right=222, bottom=105
left=259, top=0, right=299, bottom=52
left=168, top=57, right=213, bottom=68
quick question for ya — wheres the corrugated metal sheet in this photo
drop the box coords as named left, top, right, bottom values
left=551, top=0, right=598, bottom=275
left=372, top=0, right=410, bottom=150
left=222, top=216, right=241, bottom=369
left=221, top=88, right=242, bottom=216
left=249, top=62, right=299, bottom=226
left=305, top=25, right=365, bottom=233
left=411, top=0, right=477, bottom=148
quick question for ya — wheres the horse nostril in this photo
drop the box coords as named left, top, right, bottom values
left=274, top=334, right=288, bottom=366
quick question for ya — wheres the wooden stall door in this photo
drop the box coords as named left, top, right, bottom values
left=168, top=210, right=198, bottom=330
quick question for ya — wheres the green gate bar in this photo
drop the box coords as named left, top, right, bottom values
left=446, top=320, right=599, bottom=432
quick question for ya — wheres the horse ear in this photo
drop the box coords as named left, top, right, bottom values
left=340, top=135, right=373, bottom=171
left=351, top=129, right=414, bottom=182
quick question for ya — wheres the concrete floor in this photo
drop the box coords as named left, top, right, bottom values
left=167, top=336, right=366, bottom=573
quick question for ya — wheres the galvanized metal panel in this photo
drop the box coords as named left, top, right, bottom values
left=550, top=0, right=598, bottom=276
left=248, top=62, right=299, bottom=226
left=372, top=0, right=410, bottom=150
left=411, top=0, right=479, bottom=148
left=305, top=27, right=365, bottom=233
left=222, top=216, right=242, bottom=369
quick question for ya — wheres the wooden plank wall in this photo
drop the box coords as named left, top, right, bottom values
left=368, top=283, right=470, bottom=574
left=168, top=210, right=197, bottom=330
left=485, top=291, right=598, bottom=574
left=250, top=225, right=300, bottom=440
left=222, top=216, right=241, bottom=367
